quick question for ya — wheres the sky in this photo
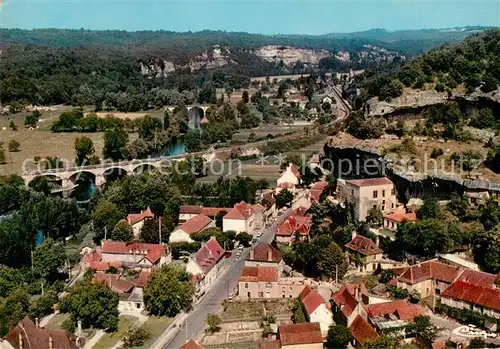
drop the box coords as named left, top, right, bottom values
left=0, top=0, right=499, bottom=35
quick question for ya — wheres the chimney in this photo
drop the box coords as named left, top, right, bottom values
left=355, top=287, right=360, bottom=301
left=249, top=248, right=254, bottom=260
left=35, top=318, right=39, bottom=328
left=267, top=248, right=273, bottom=262
left=18, top=334, right=23, bottom=349
left=49, top=335, right=54, bottom=349
left=351, top=230, right=357, bottom=241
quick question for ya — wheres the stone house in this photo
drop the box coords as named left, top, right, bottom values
left=260, top=193, right=277, bottom=223
left=441, top=281, right=500, bottom=319
left=246, top=243, right=284, bottom=274
left=178, top=205, right=230, bottom=224
left=277, top=163, right=301, bottom=188
left=278, top=322, right=323, bottom=349
left=251, top=203, right=266, bottom=230
left=126, top=207, right=153, bottom=239
left=337, top=177, right=397, bottom=221
left=169, top=214, right=215, bottom=243
left=275, top=214, right=311, bottom=245
left=223, top=201, right=255, bottom=234
left=383, top=208, right=417, bottom=231
left=345, top=232, right=383, bottom=273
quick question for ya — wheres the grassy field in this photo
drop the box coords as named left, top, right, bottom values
left=220, top=299, right=295, bottom=323
left=92, top=315, right=137, bottom=349
left=44, top=313, right=70, bottom=330
left=133, top=316, right=170, bottom=348
left=231, top=124, right=308, bottom=142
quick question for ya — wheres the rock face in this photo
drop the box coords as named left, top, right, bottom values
left=253, top=45, right=331, bottom=67
left=140, top=45, right=234, bottom=77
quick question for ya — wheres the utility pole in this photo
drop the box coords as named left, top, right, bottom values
left=159, top=216, right=162, bottom=244
left=335, top=264, right=338, bottom=284
left=104, top=226, right=107, bottom=241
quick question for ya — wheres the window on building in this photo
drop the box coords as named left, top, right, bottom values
left=373, top=190, right=378, bottom=198
left=247, top=292, right=251, bottom=298
left=266, top=282, right=272, bottom=288
left=245, top=283, right=249, bottom=288
left=382, top=190, right=386, bottom=197
left=391, top=189, right=395, bottom=195
left=391, top=203, right=394, bottom=209
left=351, top=189, right=354, bottom=196
left=136, top=303, right=141, bottom=309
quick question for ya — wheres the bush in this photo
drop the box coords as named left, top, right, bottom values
left=430, top=148, right=444, bottom=158
left=8, top=140, right=20, bottom=152
left=122, top=327, right=151, bottom=348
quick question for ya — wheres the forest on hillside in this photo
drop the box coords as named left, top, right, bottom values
left=347, top=29, right=500, bottom=106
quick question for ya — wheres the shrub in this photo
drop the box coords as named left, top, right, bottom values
left=430, top=148, right=444, bottom=158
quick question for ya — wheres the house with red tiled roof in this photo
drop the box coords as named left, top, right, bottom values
left=332, top=285, right=366, bottom=327
left=277, top=163, right=301, bottom=189
left=337, top=177, right=397, bottom=221
left=247, top=243, right=283, bottom=272
left=92, top=270, right=151, bottom=312
left=383, top=206, right=418, bottom=231
left=441, top=281, right=500, bottom=319
left=178, top=205, right=230, bottom=223
left=186, top=236, right=226, bottom=297
left=126, top=207, right=154, bottom=239
left=278, top=322, right=323, bottom=349
left=180, top=339, right=205, bottom=349
left=258, top=340, right=281, bottom=349
left=345, top=232, right=383, bottom=273
left=251, top=203, right=266, bottom=229
left=260, top=193, right=277, bottom=222
left=309, top=180, right=329, bottom=203
left=349, top=315, right=379, bottom=347
left=170, top=214, right=215, bottom=243
left=286, top=94, right=308, bottom=109
left=84, top=242, right=171, bottom=272
left=275, top=214, right=312, bottom=245
left=1, top=317, right=80, bottom=349
left=223, top=201, right=256, bottom=234
left=299, top=285, right=333, bottom=335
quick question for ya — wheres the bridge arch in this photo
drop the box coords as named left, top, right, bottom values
left=102, top=167, right=129, bottom=182
left=188, top=107, right=204, bottom=129
left=27, top=174, right=64, bottom=187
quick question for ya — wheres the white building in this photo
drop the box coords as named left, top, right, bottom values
left=299, top=285, right=334, bottom=335
left=223, top=201, right=255, bottom=234
left=126, top=207, right=154, bottom=239
left=277, top=163, right=301, bottom=187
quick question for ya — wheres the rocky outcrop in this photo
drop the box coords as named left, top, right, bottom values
left=253, top=45, right=331, bottom=67
left=140, top=45, right=235, bottom=77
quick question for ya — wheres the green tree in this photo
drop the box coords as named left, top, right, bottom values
left=379, top=269, right=397, bottom=284
left=29, top=291, right=58, bottom=320
left=25, top=110, right=41, bottom=128
left=0, top=266, right=24, bottom=298
left=470, top=108, right=496, bottom=129
left=363, top=335, right=404, bottom=349
left=417, top=199, right=442, bottom=219
left=139, top=115, right=163, bottom=140
left=122, top=327, right=151, bottom=348
left=32, top=238, right=66, bottom=282
left=184, top=130, right=202, bottom=153
left=0, top=288, right=30, bottom=333
left=91, top=200, right=125, bottom=241
left=60, top=281, right=119, bottom=331
left=9, top=121, right=18, bottom=131
left=110, top=219, right=133, bottom=242
left=317, top=243, right=348, bottom=280
left=291, top=299, right=307, bottom=323
left=74, top=136, right=95, bottom=166
left=447, top=194, right=469, bottom=218
left=205, top=313, right=222, bottom=333
left=143, top=266, right=194, bottom=317
left=139, top=218, right=171, bottom=244
left=275, top=189, right=294, bottom=209
left=366, top=207, right=383, bottom=226
left=103, top=128, right=128, bottom=160
left=326, top=325, right=352, bottom=349
left=235, top=232, right=252, bottom=247
left=409, top=315, right=440, bottom=346
left=242, top=90, right=249, bottom=103
left=8, top=140, right=20, bottom=152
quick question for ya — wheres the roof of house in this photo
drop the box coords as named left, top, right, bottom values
left=100, top=242, right=168, bottom=264
left=127, top=207, right=153, bottom=225
left=179, top=205, right=203, bottom=215
left=3, top=317, right=78, bottom=349
left=311, top=180, right=328, bottom=191
left=83, top=250, right=122, bottom=271
left=345, top=177, right=393, bottom=187
left=287, top=94, right=308, bottom=102
left=251, top=203, right=266, bottom=213
left=240, top=266, right=279, bottom=283
left=276, top=215, right=311, bottom=237
left=249, top=243, right=282, bottom=263
left=332, top=286, right=359, bottom=318
left=177, top=214, right=213, bottom=235
left=367, top=300, right=422, bottom=321
left=300, top=285, right=329, bottom=315
left=278, top=322, right=322, bottom=346
left=261, top=194, right=276, bottom=209
left=180, top=339, right=205, bottom=349
left=92, top=273, right=136, bottom=293
left=287, top=164, right=301, bottom=179
left=292, top=206, right=309, bottom=217
left=345, top=234, right=383, bottom=256
left=441, top=281, right=500, bottom=311
left=193, top=237, right=225, bottom=274
left=201, top=207, right=230, bottom=217
left=134, top=270, right=151, bottom=288
left=349, top=315, right=379, bottom=345
left=277, top=182, right=296, bottom=189
left=310, top=154, right=321, bottom=164
left=456, top=268, right=498, bottom=287
left=224, top=201, right=255, bottom=220
left=259, top=340, right=282, bottom=349
left=396, top=260, right=462, bottom=285
left=384, top=211, right=418, bottom=223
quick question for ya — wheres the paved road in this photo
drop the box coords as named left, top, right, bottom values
left=160, top=208, right=292, bottom=349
